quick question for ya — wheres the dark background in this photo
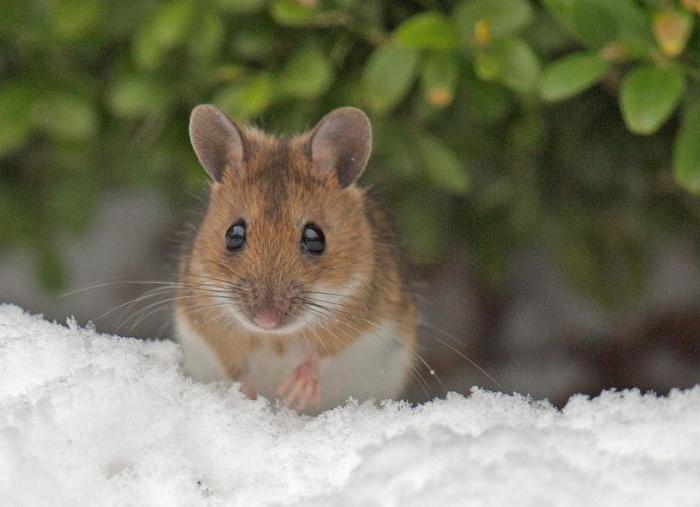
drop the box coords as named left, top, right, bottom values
left=2, top=0, right=700, bottom=406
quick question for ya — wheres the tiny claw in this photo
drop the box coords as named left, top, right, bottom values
left=283, top=378, right=306, bottom=408
left=276, top=370, right=298, bottom=397
left=240, top=382, right=257, bottom=400
left=295, top=379, right=315, bottom=412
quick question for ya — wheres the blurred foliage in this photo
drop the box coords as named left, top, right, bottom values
left=2, top=0, right=700, bottom=307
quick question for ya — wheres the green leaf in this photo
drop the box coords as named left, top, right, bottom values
left=455, top=0, right=532, bottom=41
left=214, top=73, right=273, bottom=120
left=277, top=47, right=332, bottom=99
left=270, top=0, right=317, bottom=26
left=422, top=53, right=459, bottom=108
left=394, top=12, right=459, bottom=50
left=475, top=37, right=540, bottom=92
left=494, top=38, right=540, bottom=93
left=362, top=44, right=418, bottom=113
left=108, top=76, right=170, bottom=119
left=673, top=102, right=700, bottom=193
left=0, top=83, right=35, bottom=157
left=230, top=26, right=275, bottom=61
left=474, top=38, right=540, bottom=93
left=32, top=93, right=98, bottom=142
left=417, top=135, right=469, bottom=194
left=216, top=0, right=265, bottom=14
left=620, top=65, right=685, bottom=135
left=51, top=0, right=103, bottom=41
left=189, top=13, right=224, bottom=60
left=544, top=0, right=651, bottom=51
left=474, top=50, right=503, bottom=81
left=213, top=64, right=247, bottom=82
left=132, top=0, right=195, bottom=69
left=571, top=0, right=616, bottom=48
left=541, top=0, right=577, bottom=35
left=146, top=0, right=194, bottom=48
left=600, top=0, right=652, bottom=53
left=538, top=52, right=609, bottom=101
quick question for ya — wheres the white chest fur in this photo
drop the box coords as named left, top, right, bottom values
left=175, top=313, right=411, bottom=411
left=174, top=312, right=227, bottom=382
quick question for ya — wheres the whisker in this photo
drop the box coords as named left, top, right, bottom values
left=118, top=295, right=227, bottom=333
left=300, top=295, right=366, bottom=313
left=184, top=272, right=245, bottom=290
left=329, top=306, right=439, bottom=399
left=426, top=333, right=501, bottom=389
left=417, top=319, right=464, bottom=348
left=94, top=283, right=238, bottom=325
left=60, top=279, right=235, bottom=298
left=302, top=302, right=448, bottom=395
left=305, top=313, right=421, bottom=401
left=123, top=297, right=239, bottom=334
left=301, top=294, right=502, bottom=391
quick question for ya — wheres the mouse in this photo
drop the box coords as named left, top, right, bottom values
left=174, top=104, right=417, bottom=413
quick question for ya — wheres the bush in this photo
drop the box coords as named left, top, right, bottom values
left=2, top=0, right=700, bottom=307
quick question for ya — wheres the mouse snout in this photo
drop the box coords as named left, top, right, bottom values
left=244, top=280, right=301, bottom=332
left=253, top=307, right=282, bottom=330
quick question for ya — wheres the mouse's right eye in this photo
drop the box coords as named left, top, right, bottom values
left=225, top=220, right=246, bottom=252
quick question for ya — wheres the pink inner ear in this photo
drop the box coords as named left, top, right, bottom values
left=310, top=107, right=372, bottom=187
left=226, top=146, right=243, bottom=172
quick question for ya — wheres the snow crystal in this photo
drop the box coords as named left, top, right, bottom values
left=0, top=304, right=699, bottom=506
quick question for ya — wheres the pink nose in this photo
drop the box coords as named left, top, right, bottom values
left=253, top=308, right=282, bottom=330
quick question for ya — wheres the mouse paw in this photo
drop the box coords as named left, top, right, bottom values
left=277, top=351, right=320, bottom=411
left=240, top=381, right=257, bottom=400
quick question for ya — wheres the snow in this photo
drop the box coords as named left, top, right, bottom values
left=1, top=304, right=699, bottom=507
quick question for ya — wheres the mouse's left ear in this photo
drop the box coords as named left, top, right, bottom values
left=310, top=107, right=372, bottom=187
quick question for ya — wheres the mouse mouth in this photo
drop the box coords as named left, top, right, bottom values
left=248, top=305, right=298, bottom=332
left=226, top=296, right=315, bottom=335
left=236, top=279, right=364, bottom=335
left=234, top=306, right=315, bottom=335
left=209, top=277, right=358, bottom=335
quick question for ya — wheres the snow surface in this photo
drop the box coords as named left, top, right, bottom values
left=1, top=304, right=699, bottom=507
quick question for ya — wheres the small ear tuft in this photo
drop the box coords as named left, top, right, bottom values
left=310, top=107, right=372, bottom=187
left=189, top=104, right=244, bottom=182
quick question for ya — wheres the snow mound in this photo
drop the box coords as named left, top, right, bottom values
left=1, top=304, right=699, bottom=506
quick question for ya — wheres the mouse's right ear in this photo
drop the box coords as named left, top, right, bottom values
left=189, top=104, right=244, bottom=182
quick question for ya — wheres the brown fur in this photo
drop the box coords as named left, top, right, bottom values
left=176, top=118, right=416, bottom=389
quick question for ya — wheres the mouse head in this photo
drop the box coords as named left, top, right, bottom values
left=188, top=105, right=375, bottom=334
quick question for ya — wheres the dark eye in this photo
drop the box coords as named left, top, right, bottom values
left=225, top=220, right=246, bottom=252
left=301, top=223, right=325, bottom=255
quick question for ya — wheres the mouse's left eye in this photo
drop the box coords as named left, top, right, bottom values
left=225, top=220, right=246, bottom=252
left=301, top=223, right=325, bottom=255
